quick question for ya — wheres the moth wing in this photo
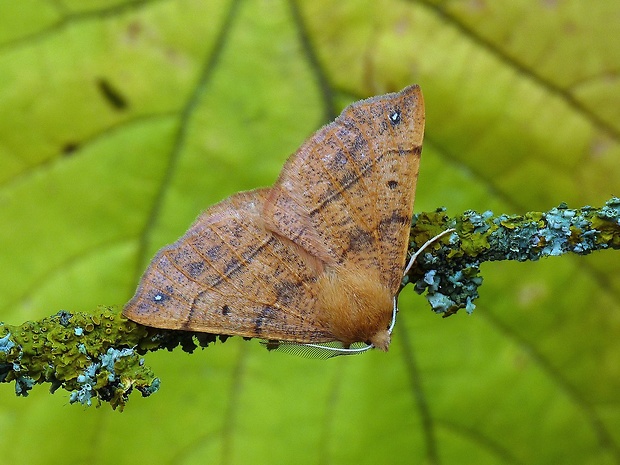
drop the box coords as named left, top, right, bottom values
left=264, top=85, right=425, bottom=294
left=123, top=189, right=334, bottom=343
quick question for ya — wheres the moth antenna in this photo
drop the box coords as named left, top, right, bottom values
left=262, top=340, right=373, bottom=358
left=404, top=228, right=456, bottom=276
left=298, top=342, right=372, bottom=356
left=384, top=229, right=455, bottom=349
left=387, top=296, right=398, bottom=336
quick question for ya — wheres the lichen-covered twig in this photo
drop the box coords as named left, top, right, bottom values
left=406, top=197, right=620, bottom=315
left=0, top=197, right=618, bottom=410
left=0, top=307, right=223, bottom=410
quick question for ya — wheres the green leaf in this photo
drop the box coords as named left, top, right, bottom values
left=0, top=1, right=618, bottom=464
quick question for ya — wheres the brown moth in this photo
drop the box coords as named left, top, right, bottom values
left=123, top=85, right=425, bottom=352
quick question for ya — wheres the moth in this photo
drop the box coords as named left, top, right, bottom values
left=123, top=85, right=425, bottom=353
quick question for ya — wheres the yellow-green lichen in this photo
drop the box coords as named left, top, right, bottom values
left=0, top=306, right=159, bottom=410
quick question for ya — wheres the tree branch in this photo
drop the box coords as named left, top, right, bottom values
left=0, top=197, right=618, bottom=409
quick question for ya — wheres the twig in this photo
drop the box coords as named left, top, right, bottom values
left=406, top=197, right=620, bottom=315
left=0, top=197, right=618, bottom=409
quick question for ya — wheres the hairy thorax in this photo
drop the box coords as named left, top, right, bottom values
left=316, top=266, right=394, bottom=351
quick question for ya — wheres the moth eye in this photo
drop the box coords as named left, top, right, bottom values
left=389, top=110, right=401, bottom=126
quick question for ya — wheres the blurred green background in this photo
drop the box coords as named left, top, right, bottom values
left=0, top=0, right=619, bottom=463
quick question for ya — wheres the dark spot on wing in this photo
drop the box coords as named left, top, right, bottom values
left=393, top=146, right=422, bottom=157
left=205, top=245, right=222, bottom=261
left=223, top=258, right=241, bottom=277
left=378, top=120, right=389, bottom=134
left=221, top=305, right=230, bottom=315
left=228, top=223, right=244, bottom=239
left=350, top=132, right=368, bottom=155
left=339, top=170, right=360, bottom=190
left=379, top=211, right=410, bottom=235
left=347, top=227, right=375, bottom=253
left=387, top=180, right=398, bottom=189
left=274, top=280, right=302, bottom=306
left=187, top=261, right=205, bottom=278
left=333, top=150, right=348, bottom=167
left=254, top=307, right=275, bottom=335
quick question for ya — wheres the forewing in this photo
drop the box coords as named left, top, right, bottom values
left=123, top=189, right=334, bottom=343
left=264, top=85, right=425, bottom=294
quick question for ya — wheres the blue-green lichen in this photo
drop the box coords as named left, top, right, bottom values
left=0, top=333, right=15, bottom=353
left=68, top=348, right=138, bottom=407
left=406, top=198, right=620, bottom=317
